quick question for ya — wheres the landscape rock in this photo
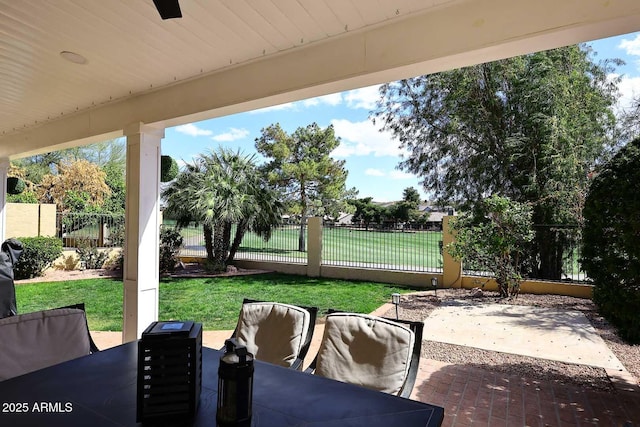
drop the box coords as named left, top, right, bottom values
left=470, top=287, right=484, bottom=298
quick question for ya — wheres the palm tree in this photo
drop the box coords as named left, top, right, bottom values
left=227, top=181, right=283, bottom=264
left=162, top=148, right=282, bottom=270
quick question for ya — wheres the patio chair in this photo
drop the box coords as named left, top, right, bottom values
left=227, top=298, right=318, bottom=370
left=305, top=312, right=423, bottom=398
left=0, top=303, right=99, bottom=381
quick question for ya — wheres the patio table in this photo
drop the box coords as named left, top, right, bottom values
left=0, top=342, right=444, bottom=426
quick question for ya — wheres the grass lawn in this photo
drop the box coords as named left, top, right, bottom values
left=15, top=273, right=412, bottom=331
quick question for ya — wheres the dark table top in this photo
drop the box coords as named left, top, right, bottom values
left=0, top=342, right=444, bottom=426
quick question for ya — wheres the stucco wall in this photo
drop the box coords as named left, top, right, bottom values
left=5, top=203, right=57, bottom=238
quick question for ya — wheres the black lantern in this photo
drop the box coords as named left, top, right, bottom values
left=137, top=320, right=202, bottom=423
left=217, top=338, right=254, bottom=427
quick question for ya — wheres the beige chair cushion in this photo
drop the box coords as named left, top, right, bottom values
left=0, top=308, right=92, bottom=381
left=315, top=313, right=415, bottom=395
left=236, top=302, right=310, bottom=368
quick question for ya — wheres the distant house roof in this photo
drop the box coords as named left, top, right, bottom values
left=324, top=212, right=353, bottom=225
left=336, top=213, right=353, bottom=225
left=427, top=211, right=447, bottom=222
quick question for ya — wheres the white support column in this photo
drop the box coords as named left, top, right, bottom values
left=0, top=159, right=9, bottom=243
left=122, top=123, right=164, bottom=342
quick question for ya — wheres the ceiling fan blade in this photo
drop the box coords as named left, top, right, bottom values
left=153, top=0, right=182, bottom=20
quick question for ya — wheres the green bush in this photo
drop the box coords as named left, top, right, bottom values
left=6, top=177, right=25, bottom=195
left=447, top=195, right=534, bottom=298
left=75, top=238, right=110, bottom=270
left=7, top=190, right=38, bottom=204
left=103, top=250, right=123, bottom=272
left=159, top=227, right=183, bottom=273
left=14, top=237, right=63, bottom=279
left=582, top=138, right=640, bottom=343
left=161, top=155, right=179, bottom=182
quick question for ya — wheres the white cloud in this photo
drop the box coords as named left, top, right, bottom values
left=175, top=123, right=213, bottom=137
left=363, top=168, right=413, bottom=180
left=389, top=170, right=414, bottom=180
left=344, top=85, right=381, bottom=110
left=248, top=86, right=377, bottom=114
left=212, top=127, right=250, bottom=142
left=619, top=34, right=640, bottom=56
left=330, top=118, right=405, bottom=158
left=609, top=73, right=640, bottom=112
left=365, top=168, right=385, bottom=176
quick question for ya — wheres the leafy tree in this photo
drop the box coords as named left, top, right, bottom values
left=582, top=138, right=640, bottom=343
left=37, top=159, right=111, bottom=213
left=12, top=152, right=64, bottom=184
left=374, top=45, right=619, bottom=280
left=402, top=187, right=421, bottom=207
left=11, top=139, right=126, bottom=212
left=388, top=186, right=422, bottom=228
left=615, top=95, right=640, bottom=145
left=101, top=162, right=126, bottom=214
left=61, top=139, right=126, bottom=214
left=162, top=148, right=282, bottom=269
left=349, top=197, right=376, bottom=230
left=389, top=201, right=416, bottom=226
left=349, top=197, right=385, bottom=230
left=61, top=139, right=126, bottom=170
left=256, top=123, right=356, bottom=251
left=447, top=195, right=534, bottom=298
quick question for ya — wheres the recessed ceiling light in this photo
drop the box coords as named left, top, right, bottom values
left=60, top=51, right=87, bottom=65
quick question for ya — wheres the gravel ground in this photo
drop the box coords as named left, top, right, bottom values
left=383, top=289, right=640, bottom=392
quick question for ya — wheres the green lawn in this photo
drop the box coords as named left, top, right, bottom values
left=15, top=273, right=412, bottom=331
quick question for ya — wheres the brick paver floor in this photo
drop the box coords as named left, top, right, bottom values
left=411, top=359, right=640, bottom=426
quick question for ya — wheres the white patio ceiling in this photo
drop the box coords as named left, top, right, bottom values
left=1, top=0, right=640, bottom=158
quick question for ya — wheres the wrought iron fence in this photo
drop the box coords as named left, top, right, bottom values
left=163, top=221, right=443, bottom=271
left=461, top=224, right=588, bottom=283
left=166, top=222, right=307, bottom=264
left=322, top=225, right=443, bottom=272
left=56, top=214, right=587, bottom=283
left=56, top=212, right=125, bottom=248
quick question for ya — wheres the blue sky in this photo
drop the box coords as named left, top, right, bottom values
left=161, top=31, right=640, bottom=203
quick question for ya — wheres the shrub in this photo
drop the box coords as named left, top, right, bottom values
left=161, top=155, right=179, bottom=182
left=103, top=249, right=123, bottom=272
left=582, top=138, right=640, bottom=343
left=159, top=227, right=183, bottom=273
left=75, top=238, right=110, bottom=270
left=6, top=177, right=25, bottom=194
left=55, top=254, right=80, bottom=271
left=447, top=195, right=534, bottom=298
left=14, top=237, right=63, bottom=279
left=7, top=190, right=39, bottom=204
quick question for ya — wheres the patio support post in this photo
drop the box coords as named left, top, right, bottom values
left=0, top=159, right=8, bottom=243
left=122, top=123, right=164, bottom=342
left=442, top=216, right=462, bottom=288
left=307, top=217, right=322, bottom=277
